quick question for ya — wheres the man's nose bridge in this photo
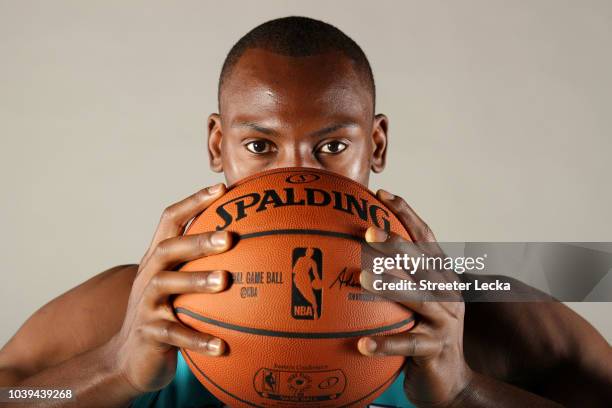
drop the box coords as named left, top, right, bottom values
left=279, top=144, right=318, bottom=168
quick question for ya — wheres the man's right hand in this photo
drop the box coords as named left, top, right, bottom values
left=105, top=183, right=233, bottom=394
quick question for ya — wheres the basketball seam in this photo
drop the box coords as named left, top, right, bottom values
left=228, top=167, right=375, bottom=197
left=182, top=348, right=403, bottom=408
left=182, top=349, right=263, bottom=408
left=175, top=307, right=415, bottom=339
left=238, top=228, right=363, bottom=241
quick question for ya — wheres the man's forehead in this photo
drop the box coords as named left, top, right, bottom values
left=219, top=48, right=373, bottom=121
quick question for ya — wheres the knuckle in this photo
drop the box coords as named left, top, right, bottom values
left=158, top=320, right=174, bottom=341
left=394, top=200, right=412, bottom=219
left=134, top=325, right=146, bottom=340
left=422, top=224, right=437, bottom=242
left=148, top=274, right=164, bottom=293
left=195, top=188, right=212, bottom=202
left=381, top=338, right=395, bottom=355
left=190, top=272, right=206, bottom=290
left=408, top=335, right=418, bottom=356
left=393, top=195, right=409, bottom=210
left=137, top=320, right=157, bottom=342
left=154, top=239, right=172, bottom=258
left=160, top=205, right=177, bottom=223
left=195, top=232, right=213, bottom=250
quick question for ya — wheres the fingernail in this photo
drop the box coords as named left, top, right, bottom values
left=359, top=270, right=368, bottom=287
left=378, top=189, right=395, bottom=201
left=206, top=338, right=224, bottom=355
left=359, top=337, right=378, bottom=355
left=208, top=183, right=224, bottom=194
left=365, top=226, right=388, bottom=243
left=207, top=270, right=225, bottom=289
left=211, top=231, right=229, bottom=247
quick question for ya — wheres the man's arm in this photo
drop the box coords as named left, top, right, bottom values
left=1, top=340, right=140, bottom=408
left=0, top=184, right=236, bottom=407
left=0, top=264, right=137, bottom=386
left=448, top=372, right=563, bottom=407
left=465, top=300, right=612, bottom=407
left=360, top=190, right=612, bottom=407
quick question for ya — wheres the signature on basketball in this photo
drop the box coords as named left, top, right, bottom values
left=329, top=267, right=361, bottom=289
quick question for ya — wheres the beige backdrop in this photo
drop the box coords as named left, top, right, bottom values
left=1, top=0, right=611, bottom=346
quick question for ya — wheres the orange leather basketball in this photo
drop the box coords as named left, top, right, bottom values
left=173, top=167, right=415, bottom=407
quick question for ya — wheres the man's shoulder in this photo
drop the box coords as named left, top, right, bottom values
left=55, top=263, right=138, bottom=312
left=465, top=301, right=611, bottom=378
left=91, top=263, right=139, bottom=288
left=0, top=264, right=139, bottom=379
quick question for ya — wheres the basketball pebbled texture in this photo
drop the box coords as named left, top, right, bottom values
left=173, top=167, right=415, bottom=408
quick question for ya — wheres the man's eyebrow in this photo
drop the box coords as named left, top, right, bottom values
left=231, top=121, right=358, bottom=137
left=232, top=121, right=275, bottom=135
left=309, top=122, right=359, bottom=138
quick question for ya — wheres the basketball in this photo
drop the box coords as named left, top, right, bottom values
left=173, top=167, right=415, bottom=407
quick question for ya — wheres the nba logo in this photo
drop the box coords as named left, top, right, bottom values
left=291, top=247, right=323, bottom=320
left=262, top=369, right=279, bottom=393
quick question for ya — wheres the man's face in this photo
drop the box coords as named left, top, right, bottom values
left=208, top=48, right=388, bottom=186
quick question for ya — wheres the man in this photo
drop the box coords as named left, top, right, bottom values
left=0, top=16, right=610, bottom=408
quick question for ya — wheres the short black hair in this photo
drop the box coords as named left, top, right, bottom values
left=218, top=16, right=376, bottom=111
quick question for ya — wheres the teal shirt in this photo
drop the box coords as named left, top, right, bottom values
left=130, top=351, right=415, bottom=408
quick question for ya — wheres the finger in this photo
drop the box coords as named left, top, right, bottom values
left=143, top=320, right=226, bottom=356
left=144, top=270, right=229, bottom=306
left=365, top=226, right=423, bottom=258
left=141, top=184, right=227, bottom=266
left=377, top=189, right=438, bottom=243
left=358, top=333, right=441, bottom=357
left=363, top=226, right=452, bottom=285
left=142, top=230, right=233, bottom=278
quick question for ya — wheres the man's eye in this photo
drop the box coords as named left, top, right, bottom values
left=246, top=140, right=272, bottom=154
left=318, top=141, right=347, bottom=154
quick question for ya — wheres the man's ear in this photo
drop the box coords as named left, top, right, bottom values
left=371, top=113, right=389, bottom=173
left=208, top=113, right=223, bottom=173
